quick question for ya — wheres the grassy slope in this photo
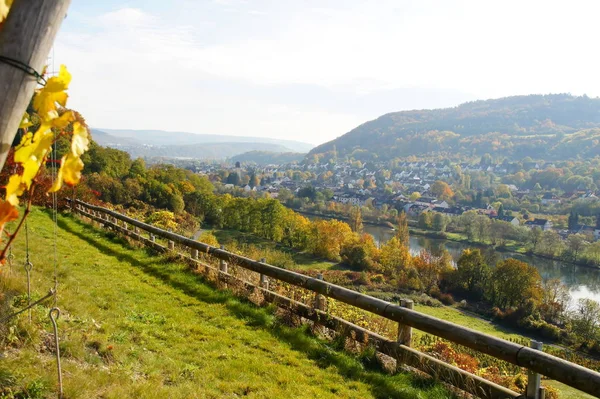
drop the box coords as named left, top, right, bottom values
left=0, top=208, right=453, bottom=399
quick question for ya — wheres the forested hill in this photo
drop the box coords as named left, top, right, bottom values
left=307, top=94, right=600, bottom=162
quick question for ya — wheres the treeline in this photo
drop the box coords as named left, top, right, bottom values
left=419, top=210, right=600, bottom=266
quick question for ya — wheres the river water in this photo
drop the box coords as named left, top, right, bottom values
left=363, top=224, right=600, bottom=304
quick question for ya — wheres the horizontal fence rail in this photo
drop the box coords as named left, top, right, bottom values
left=71, top=200, right=600, bottom=399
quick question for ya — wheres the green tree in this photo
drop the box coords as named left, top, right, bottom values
left=453, top=249, right=490, bottom=300
left=431, top=212, right=448, bottom=232
left=572, top=298, right=600, bottom=341
left=418, top=211, right=432, bottom=229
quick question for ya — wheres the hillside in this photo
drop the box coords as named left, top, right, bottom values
left=0, top=209, right=452, bottom=398
left=308, top=94, right=600, bottom=162
left=229, top=150, right=306, bottom=165
left=91, top=129, right=314, bottom=160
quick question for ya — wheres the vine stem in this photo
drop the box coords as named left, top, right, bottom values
left=0, top=184, right=36, bottom=263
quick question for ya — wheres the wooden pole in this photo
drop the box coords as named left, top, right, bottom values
left=0, top=0, right=72, bottom=172
left=259, top=258, right=269, bottom=290
left=526, top=340, right=543, bottom=399
left=398, top=299, right=414, bottom=346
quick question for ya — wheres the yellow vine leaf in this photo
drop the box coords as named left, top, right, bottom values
left=0, top=64, right=87, bottom=261
left=33, top=65, right=71, bottom=120
left=50, top=122, right=90, bottom=192
left=0, top=0, right=12, bottom=25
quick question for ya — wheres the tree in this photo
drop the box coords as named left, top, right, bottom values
left=497, top=204, right=505, bottom=218
left=418, top=211, right=432, bottom=229
left=378, top=236, right=411, bottom=279
left=566, top=234, right=589, bottom=261
left=571, top=298, right=600, bottom=341
left=527, top=227, right=543, bottom=252
left=540, top=279, right=570, bottom=324
left=409, top=192, right=421, bottom=201
left=431, top=180, right=454, bottom=200
left=453, top=249, right=490, bottom=300
left=537, top=230, right=565, bottom=257
left=396, top=212, right=410, bottom=246
left=488, top=258, right=542, bottom=309
left=349, top=206, right=363, bottom=233
left=431, top=212, right=448, bottom=232
left=568, top=211, right=579, bottom=231
left=340, top=233, right=378, bottom=271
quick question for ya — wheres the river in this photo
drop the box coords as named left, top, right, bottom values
left=363, top=224, right=600, bottom=304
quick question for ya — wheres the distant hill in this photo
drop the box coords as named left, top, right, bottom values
left=94, top=128, right=314, bottom=153
left=229, top=151, right=305, bottom=165
left=91, top=134, right=293, bottom=160
left=307, top=94, right=600, bottom=162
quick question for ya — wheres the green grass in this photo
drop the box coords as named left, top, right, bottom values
left=211, top=228, right=337, bottom=270
left=0, top=208, right=455, bottom=399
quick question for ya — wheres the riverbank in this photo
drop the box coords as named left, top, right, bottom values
left=296, top=208, right=600, bottom=271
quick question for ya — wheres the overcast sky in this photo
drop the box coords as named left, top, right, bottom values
left=54, top=0, right=600, bottom=146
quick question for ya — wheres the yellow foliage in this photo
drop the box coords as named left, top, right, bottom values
left=0, top=65, right=89, bottom=262
left=0, top=0, right=11, bottom=25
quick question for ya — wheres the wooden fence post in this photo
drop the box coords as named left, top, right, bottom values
left=539, top=387, right=546, bottom=399
left=191, top=248, right=198, bottom=260
left=526, top=340, right=543, bottom=399
left=168, top=240, right=174, bottom=251
left=0, top=0, right=72, bottom=172
left=219, top=245, right=228, bottom=288
left=259, top=258, right=269, bottom=290
left=398, top=299, right=414, bottom=347
left=219, top=245, right=228, bottom=273
left=314, top=273, right=326, bottom=311
left=150, top=233, right=155, bottom=243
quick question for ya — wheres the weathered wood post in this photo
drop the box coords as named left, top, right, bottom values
left=314, top=273, right=326, bottom=311
left=526, top=340, right=543, bottom=399
left=398, top=299, right=414, bottom=346
left=168, top=240, right=174, bottom=251
left=191, top=248, right=198, bottom=260
left=259, top=258, right=269, bottom=290
left=0, top=0, right=72, bottom=172
left=219, top=245, right=228, bottom=288
left=150, top=233, right=155, bottom=243
left=539, top=387, right=546, bottom=399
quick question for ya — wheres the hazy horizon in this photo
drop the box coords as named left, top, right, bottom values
left=55, top=0, right=600, bottom=146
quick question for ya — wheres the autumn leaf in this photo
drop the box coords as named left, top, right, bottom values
left=0, top=0, right=12, bottom=25
left=50, top=122, right=89, bottom=192
left=32, top=65, right=71, bottom=120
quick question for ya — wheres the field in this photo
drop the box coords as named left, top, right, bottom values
left=0, top=208, right=454, bottom=399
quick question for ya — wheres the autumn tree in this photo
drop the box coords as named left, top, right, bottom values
left=378, top=236, right=411, bottom=279
left=488, top=258, right=542, bottom=309
left=349, top=206, right=363, bottom=233
left=540, top=278, right=571, bottom=324
left=395, top=211, right=410, bottom=246
left=431, top=180, right=454, bottom=201
left=340, top=233, right=378, bottom=271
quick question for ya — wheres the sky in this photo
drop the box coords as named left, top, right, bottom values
left=54, top=0, right=600, bottom=146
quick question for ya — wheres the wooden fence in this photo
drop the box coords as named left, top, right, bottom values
left=71, top=200, right=600, bottom=399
